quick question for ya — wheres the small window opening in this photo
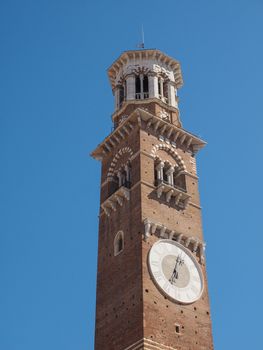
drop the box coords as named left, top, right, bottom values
left=163, top=163, right=170, bottom=184
left=119, top=85, right=125, bottom=106
left=118, top=236, right=123, bottom=252
left=120, top=168, right=126, bottom=186
left=163, top=171, right=168, bottom=184
left=154, top=161, right=159, bottom=186
left=154, top=168, right=158, bottom=185
left=163, top=81, right=169, bottom=103
left=114, top=231, right=124, bottom=256
left=158, top=79, right=161, bottom=97
left=118, top=164, right=131, bottom=189
left=135, top=76, right=141, bottom=99
left=175, top=325, right=180, bottom=334
left=124, top=80, right=127, bottom=99
left=108, top=163, right=132, bottom=199
left=143, top=75, right=149, bottom=98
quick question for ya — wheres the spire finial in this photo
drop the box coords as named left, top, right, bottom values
left=141, top=24, right=145, bottom=48
left=137, top=25, right=145, bottom=49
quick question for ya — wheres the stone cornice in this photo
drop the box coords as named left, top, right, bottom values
left=124, top=337, right=178, bottom=350
left=90, top=118, right=135, bottom=161
left=91, top=108, right=206, bottom=161
left=143, top=217, right=206, bottom=265
left=108, top=49, right=183, bottom=90
left=111, top=97, right=179, bottom=123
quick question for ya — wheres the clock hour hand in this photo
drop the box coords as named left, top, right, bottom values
left=169, top=254, right=184, bottom=285
left=169, top=263, right=179, bottom=284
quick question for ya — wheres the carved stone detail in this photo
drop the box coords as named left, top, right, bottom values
left=101, top=187, right=130, bottom=217
left=143, top=218, right=206, bottom=264
left=158, top=109, right=170, bottom=121
left=91, top=108, right=206, bottom=161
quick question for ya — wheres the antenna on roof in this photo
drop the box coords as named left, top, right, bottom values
left=137, top=25, right=145, bottom=49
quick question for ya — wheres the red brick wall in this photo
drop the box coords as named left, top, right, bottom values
left=94, top=103, right=213, bottom=349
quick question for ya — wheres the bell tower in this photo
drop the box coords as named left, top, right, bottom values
left=92, top=49, right=214, bottom=350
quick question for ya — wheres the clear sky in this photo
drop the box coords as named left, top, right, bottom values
left=1, top=0, right=263, bottom=349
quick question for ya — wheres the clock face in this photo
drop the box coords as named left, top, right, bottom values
left=148, top=239, right=204, bottom=304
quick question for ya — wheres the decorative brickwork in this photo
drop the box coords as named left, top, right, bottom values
left=150, top=143, right=186, bottom=172
left=108, top=147, right=134, bottom=179
left=124, top=338, right=178, bottom=350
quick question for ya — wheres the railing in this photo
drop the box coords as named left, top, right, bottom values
left=135, top=92, right=149, bottom=100
left=154, top=179, right=186, bottom=193
left=154, top=178, right=190, bottom=208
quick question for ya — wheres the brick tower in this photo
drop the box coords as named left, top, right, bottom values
left=91, top=49, right=214, bottom=350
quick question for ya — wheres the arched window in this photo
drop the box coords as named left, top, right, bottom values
left=135, top=76, right=141, bottom=99
left=119, top=85, right=125, bottom=106
left=143, top=75, right=149, bottom=98
left=120, top=167, right=126, bottom=186
left=107, top=162, right=132, bottom=198
left=114, top=231, right=124, bottom=256
left=135, top=75, right=149, bottom=100
left=154, top=160, right=159, bottom=185
left=163, top=163, right=170, bottom=184
left=158, top=79, right=161, bottom=98
left=125, top=162, right=131, bottom=188
left=163, top=81, right=169, bottom=103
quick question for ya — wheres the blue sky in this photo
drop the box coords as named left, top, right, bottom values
left=1, top=0, right=263, bottom=349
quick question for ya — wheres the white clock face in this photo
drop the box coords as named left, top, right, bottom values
left=148, top=239, right=204, bottom=304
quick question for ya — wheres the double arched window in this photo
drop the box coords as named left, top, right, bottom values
left=117, top=74, right=149, bottom=108
left=108, top=162, right=132, bottom=197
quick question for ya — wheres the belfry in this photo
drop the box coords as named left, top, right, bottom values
left=91, top=49, right=214, bottom=350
